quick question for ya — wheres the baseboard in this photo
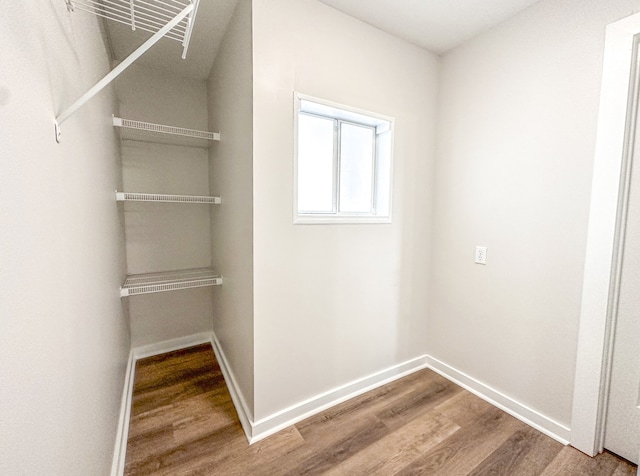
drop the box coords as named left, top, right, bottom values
left=208, top=333, right=429, bottom=444
left=248, top=355, right=430, bottom=444
left=207, top=340, right=430, bottom=444
left=110, top=332, right=430, bottom=455
left=110, top=339, right=571, bottom=469
left=110, top=349, right=135, bottom=476
left=424, top=355, right=571, bottom=445
left=132, top=332, right=213, bottom=360
left=209, top=332, right=254, bottom=442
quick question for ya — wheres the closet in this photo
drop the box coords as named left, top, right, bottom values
left=115, top=64, right=221, bottom=347
left=59, top=0, right=224, bottom=347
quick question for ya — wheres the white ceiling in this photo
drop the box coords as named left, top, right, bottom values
left=317, top=0, right=542, bottom=54
left=106, top=0, right=541, bottom=80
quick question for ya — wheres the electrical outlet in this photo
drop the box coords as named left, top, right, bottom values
left=475, top=246, right=487, bottom=265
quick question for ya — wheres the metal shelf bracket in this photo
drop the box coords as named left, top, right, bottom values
left=55, top=0, right=200, bottom=143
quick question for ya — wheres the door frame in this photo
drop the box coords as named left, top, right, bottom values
left=571, top=12, right=640, bottom=457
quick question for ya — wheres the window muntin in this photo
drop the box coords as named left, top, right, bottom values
left=295, top=94, right=393, bottom=224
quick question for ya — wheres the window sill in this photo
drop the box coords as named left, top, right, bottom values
left=294, top=215, right=392, bottom=225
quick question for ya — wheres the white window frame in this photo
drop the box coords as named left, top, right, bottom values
left=293, top=92, right=394, bottom=224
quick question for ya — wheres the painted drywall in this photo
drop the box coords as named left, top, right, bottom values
left=208, top=0, right=255, bottom=417
left=116, top=63, right=210, bottom=128
left=0, top=3, right=129, bottom=475
left=430, top=0, right=640, bottom=429
left=251, top=0, right=439, bottom=420
left=115, top=64, right=214, bottom=347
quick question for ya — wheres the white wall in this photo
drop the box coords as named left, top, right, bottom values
left=430, top=0, right=640, bottom=429
left=115, top=64, right=214, bottom=347
left=208, top=0, right=255, bottom=417
left=0, top=3, right=129, bottom=474
left=251, top=0, right=439, bottom=420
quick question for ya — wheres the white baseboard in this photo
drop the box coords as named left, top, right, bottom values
left=425, top=355, right=571, bottom=445
left=110, top=349, right=135, bottom=476
left=132, top=332, right=213, bottom=360
left=248, top=355, right=430, bottom=444
left=209, top=336, right=431, bottom=444
left=111, top=336, right=572, bottom=472
left=209, top=332, right=254, bottom=442
left=125, top=332, right=432, bottom=447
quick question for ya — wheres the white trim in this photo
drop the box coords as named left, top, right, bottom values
left=110, top=349, right=135, bottom=476
left=248, top=355, right=429, bottom=444
left=572, top=12, right=640, bottom=457
left=209, top=332, right=254, bottom=442
left=293, top=215, right=392, bottom=225
left=110, top=337, right=575, bottom=470
left=425, top=355, right=571, bottom=445
left=132, top=332, right=212, bottom=360
left=198, top=334, right=433, bottom=444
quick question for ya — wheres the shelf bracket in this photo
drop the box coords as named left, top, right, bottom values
left=55, top=2, right=194, bottom=143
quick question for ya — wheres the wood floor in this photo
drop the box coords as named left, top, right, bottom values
left=124, top=344, right=636, bottom=475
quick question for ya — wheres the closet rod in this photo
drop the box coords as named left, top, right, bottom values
left=55, top=2, right=194, bottom=143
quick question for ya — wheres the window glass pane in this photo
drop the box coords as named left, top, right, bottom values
left=298, top=114, right=335, bottom=213
left=339, top=123, right=374, bottom=213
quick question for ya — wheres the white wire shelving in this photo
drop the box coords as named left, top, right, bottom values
left=113, top=116, right=220, bottom=148
left=120, top=268, right=223, bottom=297
left=67, top=0, right=199, bottom=57
left=116, top=191, right=221, bottom=204
left=56, top=0, right=201, bottom=142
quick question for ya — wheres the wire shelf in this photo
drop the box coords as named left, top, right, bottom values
left=113, top=116, right=220, bottom=147
left=65, top=0, right=200, bottom=58
left=55, top=1, right=201, bottom=140
left=116, top=191, right=221, bottom=204
left=121, top=268, right=223, bottom=297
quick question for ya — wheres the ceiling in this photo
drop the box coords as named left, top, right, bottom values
left=105, top=0, right=541, bottom=80
left=317, top=0, right=542, bottom=54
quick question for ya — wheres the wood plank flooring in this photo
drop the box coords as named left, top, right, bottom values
left=124, top=344, right=637, bottom=475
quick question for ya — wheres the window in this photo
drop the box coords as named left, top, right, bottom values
left=294, top=94, right=393, bottom=224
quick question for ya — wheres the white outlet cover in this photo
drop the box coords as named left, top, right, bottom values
left=475, top=246, right=487, bottom=265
